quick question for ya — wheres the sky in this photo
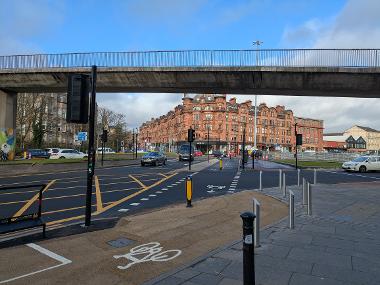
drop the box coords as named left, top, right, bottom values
left=1, top=0, right=379, bottom=132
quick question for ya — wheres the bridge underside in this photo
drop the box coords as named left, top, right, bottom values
left=0, top=67, right=379, bottom=97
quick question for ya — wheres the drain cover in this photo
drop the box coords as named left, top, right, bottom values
left=107, top=237, right=135, bottom=248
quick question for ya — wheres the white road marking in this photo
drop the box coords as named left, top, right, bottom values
left=130, top=203, right=140, bottom=206
left=118, top=209, right=129, bottom=213
left=0, top=243, right=72, bottom=284
left=162, top=188, right=168, bottom=190
left=141, top=198, right=149, bottom=201
left=167, top=185, right=173, bottom=188
left=327, top=170, right=380, bottom=180
left=155, top=191, right=163, bottom=194
left=228, top=191, right=235, bottom=193
left=149, top=194, right=157, bottom=197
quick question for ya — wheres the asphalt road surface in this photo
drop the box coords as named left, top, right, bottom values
left=1, top=157, right=380, bottom=230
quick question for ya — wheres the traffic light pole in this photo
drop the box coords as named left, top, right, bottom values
left=189, top=141, right=192, bottom=171
left=85, top=65, right=97, bottom=227
left=295, top=123, right=298, bottom=170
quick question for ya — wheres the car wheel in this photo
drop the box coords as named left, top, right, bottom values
left=141, top=162, right=145, bottom=166
left=359, top=165, right=367, bottom=173
left=163, top=159, right=166, bottom=165
left=60, top=156, right=65, bottom=159
left=83, top=156, right=88, bottom=159
left=153, top=161, right=157, bottom=166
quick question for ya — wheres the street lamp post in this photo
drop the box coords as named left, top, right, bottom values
left=207, top=126, right=210, bottom=163
left=295, top=123, right=298, bottom=170
left=242, top=123, right=246, bottom=170
left=252, top=40, right=263, bottom=154
left=135, top=128, right=138, bottom=159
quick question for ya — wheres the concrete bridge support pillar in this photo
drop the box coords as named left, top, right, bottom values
left=0, top=90, right=17, bottom=160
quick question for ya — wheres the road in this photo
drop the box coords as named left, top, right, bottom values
left=1, top=156, right=380, bottom=230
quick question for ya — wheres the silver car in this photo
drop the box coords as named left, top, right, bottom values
left=141, top=152, right=167, bottom=166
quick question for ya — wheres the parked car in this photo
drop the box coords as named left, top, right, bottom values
left=342, top=156, right=380, bottom=172
left=194, top=150, right=203, bottom=157
left=27, top=149, right=50, bottom=159
left=96, top=147, right=115, bottom=154
left=45, top=148, right=61, bottom=156
left=178, top=144, right=194, bottom=161
left=141, top=152, right=167, bottom=166
left=50, top=149, right=88, bottom=159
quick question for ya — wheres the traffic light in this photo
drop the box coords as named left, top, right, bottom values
left=296, top=134, right=303, bottom=146
left=101, top=130, right=108, bottom=143
left=66, top=74, right=90, bottom=124
left=187, top=128, right=195, bottom=142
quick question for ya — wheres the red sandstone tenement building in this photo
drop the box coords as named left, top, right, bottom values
left=139, top=94, right=324, bottom=153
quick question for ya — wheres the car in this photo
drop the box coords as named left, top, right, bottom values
left=178, top=144, right=194, bottom=161
left=27, top=149, right=50, bottom=159
left=96, top=147, right=115, bottom=154
left=50, top=149, right=88, bottom=159
left=141, top=152, right=167, bottom=166
left=45, top=148, right=61, bottom=156
left=212, top=150, right=223, bottom=158
left=194, top=150, right=203, bottom=157
left=342, top=156, right=380, bottom=172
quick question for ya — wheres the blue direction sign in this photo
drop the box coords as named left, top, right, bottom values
left=77, top=132, right=88, bottom=141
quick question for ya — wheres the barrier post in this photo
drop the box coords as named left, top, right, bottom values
left=289, top=190, right=295, bottom=229
left=186, top=176, right=192, bottom=207
left=302, top=178, right=307, bottom=205
left=314, top=169, right=317, bottom=185
left=240, top=212, right=256, bottom=285
left=282, top=172, right=286, bottom=197
left=219, top=158, right=223, bottom=170
left=307, top=183, right=312, bottom=215
left=279, top=169, right=282, bottom=190
left=259, top=171, right=262, bottom=191
left=253, top=199, right=260, bottom=248
left=297, top=169, right=300, bottom=186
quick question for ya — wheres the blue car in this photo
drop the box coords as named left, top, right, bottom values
left=27, top=149, right=50, bottom=159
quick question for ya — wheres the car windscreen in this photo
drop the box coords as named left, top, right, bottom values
left=147, top=152, right=159, bottom=157
left=352, top=157, right=367, bottom=162
left=179, top=145, right=194, bottom=153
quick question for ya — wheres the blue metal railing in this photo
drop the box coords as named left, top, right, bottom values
left=0, top=49, right=379, bottom=70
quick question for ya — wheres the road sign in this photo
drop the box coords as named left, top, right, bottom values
left=77, top=132, right=88, bottom=141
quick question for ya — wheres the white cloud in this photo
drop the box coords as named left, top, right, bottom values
left=97, top=93, right=183, bottom=129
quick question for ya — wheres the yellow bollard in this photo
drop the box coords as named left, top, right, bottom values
left=219, top=158, right=223, bottom=170
left=186, top=176, right=192, bottom=207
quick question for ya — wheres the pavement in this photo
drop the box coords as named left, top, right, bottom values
left=147, top=180, right=380, bottom=285
left=0, top=189, right=287, bottom=285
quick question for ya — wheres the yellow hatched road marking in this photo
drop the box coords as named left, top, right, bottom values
left=46, top=172, right=178, bottom=225
left=129, top=174, right=147, bottom=188
left=13, top=180, right=56, bottom=217
left=95, top=176, right=103, bottom=212
left=158, top=173, right=168, bottom=178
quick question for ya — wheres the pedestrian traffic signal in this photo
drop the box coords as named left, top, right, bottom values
left=101, top=129, right=108, bottom=143
left=188, top=128, right=195, bottom=142
left=296, top=134, right=302, bottom=146
left=66, top=74, right=90, bottom=124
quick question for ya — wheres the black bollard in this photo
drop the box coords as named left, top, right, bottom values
left=240, top=211, right=256, bottom=285
left=252, top=155, right=255, bottom=169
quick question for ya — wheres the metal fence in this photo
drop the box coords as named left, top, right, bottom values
left=0, top=49, right=379, bottom=70
left=271, top=151, right=360, bottom=162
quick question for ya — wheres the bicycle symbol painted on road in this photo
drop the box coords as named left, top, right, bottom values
left=113, top=242, right=182, bottom=270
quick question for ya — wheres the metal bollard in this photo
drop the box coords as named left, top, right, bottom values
left=186, top=176, right=193, bottom=207
left=282, top=172, right=286, bottom=197
left=297, top=169, right=300, bottom=186
left=307, top=183, right=312, bottom=215
left=259, top=171, right=262, bottom=191
left=219, top=158, right=223, bottom=170
left=314, top=169, right=317, bottom=185
left=289, top=190, right=295, bottom=229
left=302, top=178, right=307, bottom=205
left=279, top=169, right=282, bottom=190
left=253, top=199, right=260, bottom=248
left=240, top=212, right=256, bottom=285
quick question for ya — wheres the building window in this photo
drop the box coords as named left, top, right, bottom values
left=193, top=114, right=200, bottom=121
left=205, top=114, right=213, bottom=120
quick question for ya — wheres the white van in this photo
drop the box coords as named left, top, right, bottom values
left=342, top=156, right=380, bottom=172
left=97, top=147, right=115, bottom=154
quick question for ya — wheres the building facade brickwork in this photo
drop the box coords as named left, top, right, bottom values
left=139, top=94, right=324, bottom=153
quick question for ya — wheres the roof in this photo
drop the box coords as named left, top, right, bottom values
left=324, top=132, right=344, bottom=136
left=356, top=125, right=380, bottom=133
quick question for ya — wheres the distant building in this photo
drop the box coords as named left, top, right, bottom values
left=139, top=94, right=324, bottom=153
left=323, top=125, right=380, bottom=153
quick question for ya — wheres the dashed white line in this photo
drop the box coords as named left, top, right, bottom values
left=162, top=188, right=168, bottom=190
left=130, top=203, right=140, bottom=206
left=149, top=194, right=157, bottom=197
left=156, top=191, right=163, bottom=194
left=141, top=198, right=149, bottom=201
left=118, top=209, right=129, bottom=213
